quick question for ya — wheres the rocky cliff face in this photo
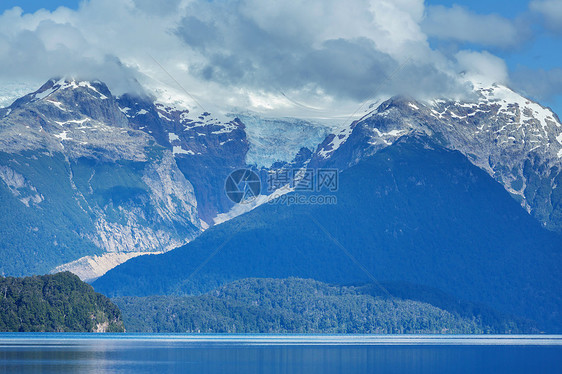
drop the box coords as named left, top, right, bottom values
left=53, top=251, right=161, bottom=282
left=0, top=79, right=203, bottom=276
left=311, top=83, right=562, bottom=231
left=114, top=92, right=252, bottom=225
left=0, top=77, right=327, bottom=277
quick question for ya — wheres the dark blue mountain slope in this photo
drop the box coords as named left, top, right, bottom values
left=94, top=136, right=562, bottom=331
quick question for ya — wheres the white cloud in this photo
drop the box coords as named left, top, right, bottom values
left=530, top=0, right=562, bottom=33
left=0, top=5, right=141, bottom=94
left=511, top=67, right=562, bottom=101
left=172, top=0, right=470, bottom=106
left=0, top=0, right=528, bottom=117
left=237, top=0, right=427, bottom=59
left=455, top=50, right=509, bottom=84
left=422, top=5, right=530, bottom=48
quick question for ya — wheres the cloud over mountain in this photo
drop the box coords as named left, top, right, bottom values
left=0, top=0, right=556, bottom=116
left=422, top=5, right=531, bottom=49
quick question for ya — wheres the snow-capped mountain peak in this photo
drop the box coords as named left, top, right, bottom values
left=311, top=82, right=562, bottom=231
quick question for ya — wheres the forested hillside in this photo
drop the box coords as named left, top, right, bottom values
left=114, top=278, right=533, bottom=334
left=0, top=272, right=124, bottom=332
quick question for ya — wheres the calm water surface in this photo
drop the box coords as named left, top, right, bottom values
left=0, top=334, right=561, bottom=374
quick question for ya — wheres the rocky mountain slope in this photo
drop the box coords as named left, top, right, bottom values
left=0, top=78, right=329, bottom=278
left=0, top=79, right=204, bottom=277
left=311, top=83, right=562, bottom=231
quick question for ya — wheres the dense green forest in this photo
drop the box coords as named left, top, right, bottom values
left=114, top=278, right=533, bottom=334
left=0, top=272, right=124, bottom=332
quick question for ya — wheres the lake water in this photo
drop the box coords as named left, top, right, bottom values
left=0, top=334, right=561, bottom=373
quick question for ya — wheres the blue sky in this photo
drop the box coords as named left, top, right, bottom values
left=0, top=0, right=81, bottom=13
left=428, top=0, right=529, bottom=17
left=425, top=0, right=562, bottom=114
left=0, top=0, right=560, bottom=116
left=427, top=0, right=559, bottom=70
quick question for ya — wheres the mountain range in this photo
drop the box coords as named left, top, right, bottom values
left=1, top=77, right=562, bottom=331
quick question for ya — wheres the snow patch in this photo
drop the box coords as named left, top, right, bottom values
left=214, top=185, right=294, bottom=225
left=54, top=131, right=71, bottom=140
left=478, top=84, right=558, bottom=131
left=172, top=146, right=194, bottom=155
left=54, top=118, right=89, bottom=126
left=45, top=99, right=67, bottom=111
left=318, top=125, right=353, bottom=159
left=157, top=111, right=171, bottom=121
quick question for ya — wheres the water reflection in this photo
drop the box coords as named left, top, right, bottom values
left=1, top=335, right=561, bottom=374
